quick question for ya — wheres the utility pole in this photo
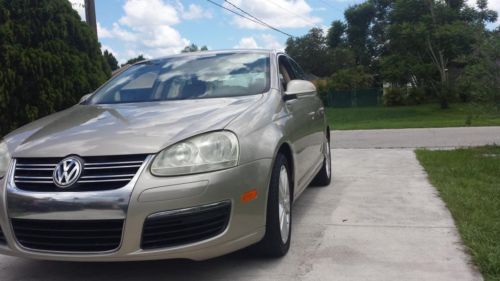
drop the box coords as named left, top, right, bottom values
left=84, top=0, right=97, bottom=37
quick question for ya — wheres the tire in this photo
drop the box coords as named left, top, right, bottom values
left=311, top=139, right=332, bottom=186
left=253, top=153, right=292, bottom=257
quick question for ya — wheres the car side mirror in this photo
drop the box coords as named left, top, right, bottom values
left=79, top=93, right=92, bottom=104
left=284, top=80, right=316, bottom=101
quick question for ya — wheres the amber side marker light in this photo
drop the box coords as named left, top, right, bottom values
left=241, top=189, right=258, bottom=203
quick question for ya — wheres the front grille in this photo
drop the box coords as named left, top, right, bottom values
left=0, top=227, right=5, bottom=244
left=11, top=219, right=124, bottom=252
left=141, top=201, right=231, bottom=250
left=14, top=154, right=147, bottom=191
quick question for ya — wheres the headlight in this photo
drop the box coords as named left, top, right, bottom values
left=151, top=131, right=239, bottom=176
left=0, top=140, right=11, bottom=179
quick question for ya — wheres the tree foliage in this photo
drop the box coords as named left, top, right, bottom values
left=326, top=20, right=346, bottom=49
left=285, top=0, right=499, bottom=108
left=122, top=54, right=146, bottom=67
left=385, top=0, right=497, bottom=108
left=457, top=31, right=500, bottom=103
left=344, top=2, right=376, bottom=66
left=181, top=43, right=208, bottom=53
left=103, top=50, right=118, bottom=71
left=0, top=0, right=111, bottom=136
left=330, top=66, right=374, bottom=90
left=286, top=28, right=332, bottom=77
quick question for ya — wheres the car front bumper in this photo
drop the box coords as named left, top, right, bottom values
left=0, top=157, right=272, bottom=261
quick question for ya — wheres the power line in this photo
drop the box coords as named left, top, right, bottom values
left=266, top=1, right=319, bottom=28
left=206, top=0, right=294, bottom=37
left=223, top=0, right=294, bottom=37
left=205, top=0, right=271, bottom=31
left=316, top=0, right=336, bottom=9
left=223, top=0, right=293, bottom=36
left=205, top=0, right=267, bottom=28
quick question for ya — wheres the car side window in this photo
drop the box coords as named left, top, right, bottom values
left=287, top=57, right=306, bottom=80
left=278, top=55, right=295, bottom=91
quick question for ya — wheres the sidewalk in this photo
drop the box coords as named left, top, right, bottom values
left=332, top=126, right=500, bottom=149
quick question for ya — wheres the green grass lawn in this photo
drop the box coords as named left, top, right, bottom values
left=416, top=146, right=500, bottom=281
left=327, top=103, right=500, bottom=130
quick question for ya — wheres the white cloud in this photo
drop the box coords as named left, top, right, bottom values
left=466, top=0, right=500, bottom=23
left=320, top=24, right=330, bottom=36
left=235, top=37, right=259, bottom=49
left=224, top=0, right=322, bottom=29
left=467, top=0, right=500, bottom=11
left=69, top=0, right=86, bottom=21
left=234, top=35, right=285, bottom=50
left=492, top=0, right=500, bottom=11
left=99, top=0, right=191, bottom=62
left=101, top=45, right=118, bottom=57
left=182, top=4, right=213, bottom=20
left=261, top=34, right=284, bottom=50
left=110, top=23, right=138, bottom=42
left=97, top=22, right=112, bottom=38
left=119, top=0, right=179, bottom=27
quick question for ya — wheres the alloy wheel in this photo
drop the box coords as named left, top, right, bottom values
left=278, top=165, right=291, bottom=244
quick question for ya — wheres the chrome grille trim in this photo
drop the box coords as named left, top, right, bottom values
left=77, top=179, right=132, bottom=183
left=13, top=154, right=148, bottom=192
left=15, top=176, right=52, bottom=180
left=16, top=164, right=57, bottom=168
left=15, top=180, right=54, bottom=184
left=84, top=165, right=142, bottom=170
left=84, top=161, right=143, bottom=166
left=80, top=174, right=136, bottom=179
left=6, top=156, right=154, bottom=221
left=15, top=167, right=54, bottom=171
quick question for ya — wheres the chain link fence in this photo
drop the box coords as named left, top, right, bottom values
left=326, top=88, right=383, bottom=108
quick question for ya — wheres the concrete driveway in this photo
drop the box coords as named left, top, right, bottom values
left=1, top=127, right=493, bottom=281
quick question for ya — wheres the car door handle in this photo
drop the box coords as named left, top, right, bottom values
left=308, top=111, right=316, bottom=120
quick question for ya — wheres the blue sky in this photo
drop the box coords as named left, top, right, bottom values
left=69, top=0, right=364, bottom=63
left=69, top=0, right=499, bottom=64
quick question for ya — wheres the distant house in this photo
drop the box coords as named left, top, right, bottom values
left=382, top=82, right=412, bottom=95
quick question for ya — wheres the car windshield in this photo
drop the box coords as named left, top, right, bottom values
left=88, top=52, right=270, bottom=104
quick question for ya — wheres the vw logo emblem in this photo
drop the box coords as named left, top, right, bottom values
left=53, top=156, right=83, bottom=188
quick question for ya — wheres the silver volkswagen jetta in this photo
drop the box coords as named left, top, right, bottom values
left=0, top=49, right=331, bottom=261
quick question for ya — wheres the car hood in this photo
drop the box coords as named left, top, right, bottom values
left=6, top=95, right=262, bottom=158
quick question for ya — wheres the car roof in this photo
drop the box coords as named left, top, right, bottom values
left=142, top=49, right=282, bottom=63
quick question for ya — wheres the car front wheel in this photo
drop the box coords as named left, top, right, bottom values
left=253, top=153, right=292, bottom=257
left=311, top=139, right=332, bottom=186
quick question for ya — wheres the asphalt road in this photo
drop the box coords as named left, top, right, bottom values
left=1, top=127, right=491, bottom=281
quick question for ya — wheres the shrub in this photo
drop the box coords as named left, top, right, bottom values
left=383, top=87, right=405, bottom=106
left=314, top=80, right=329, bottom=105
left=330, top=66, right=374, bottom=91
left=383, top=86, right=428, bottom=106
left=406, top=87, right=427, bottom=105
left=0, top=0, right=111, bottom=136
left=456, top=33, right=500, bottom=104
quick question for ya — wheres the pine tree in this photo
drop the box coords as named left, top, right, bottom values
left=0, top=0, right=111, bottom=136
left=103, top=50, right=119, bottom=71
left=122, top=54, right=146, bottom=67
